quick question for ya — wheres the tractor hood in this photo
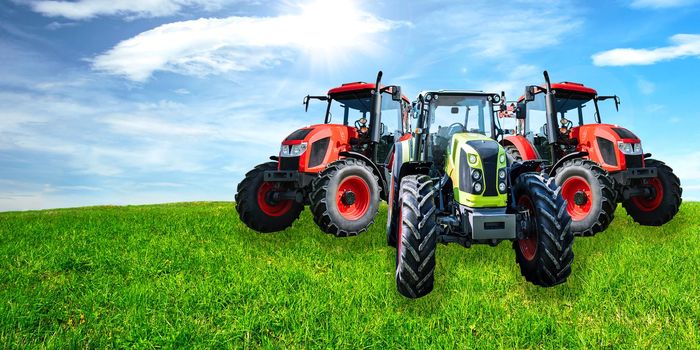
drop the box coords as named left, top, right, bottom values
left=446, top=132, right=508, bottom=208
left=278, top=124, right=359, bottom=173
left=570, top=123, right=644, bottom=172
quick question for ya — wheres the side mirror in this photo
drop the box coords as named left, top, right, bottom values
left=524, top=86, right=537, bottom=102
left=391, top=86, right=402, bottom=101
left=303, top=95, right=310, bottom=112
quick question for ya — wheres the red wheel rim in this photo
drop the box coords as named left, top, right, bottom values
left=518, top=195, right=538, bottom=261
left=561, top=176, right=593, bottom=221
left=256, top=182, right=293, bottom=217
left=336, top=175, right=371, bottom=220
left=631, top=178, right=664, bottom=212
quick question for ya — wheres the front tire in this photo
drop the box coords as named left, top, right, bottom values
left=513, top=173, right=573, bottom=287
left=555, top=158, right=616, bottom=236
left=395, top=175, right=437, bottom=298
left=622, top=159, right=682, bottom=226
left=310, top=158, right=381, bottom=237
left=235, top=162, right=304, bottom=233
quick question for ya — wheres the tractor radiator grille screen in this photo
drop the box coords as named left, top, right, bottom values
left=279, top=157, right=300, bottom=171
left=467, top=140, right=499, bottom=197
left=596, top=137, right=618, bottom=166
left=308, top=137, right=330, bottom=168
left=625, top=155, right=643, bottom=169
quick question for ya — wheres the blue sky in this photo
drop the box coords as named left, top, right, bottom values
left=1, top=0, right=699, bottom=211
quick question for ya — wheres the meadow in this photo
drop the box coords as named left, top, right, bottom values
left=0, top=202, right=698, bottom=348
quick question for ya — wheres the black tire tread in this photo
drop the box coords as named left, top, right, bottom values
left=235, top=162, right=303, bottom=232
left=555, top=158, right=616, bottom=236
left=396, top=175, right=437, bottom=298
left=622, top=158, right=682, bottom=226
left=505, top=145, right=523, bottom=162
left=309, top=158, right=380, bottom=237
left=513, top=173, right=574, bottom=287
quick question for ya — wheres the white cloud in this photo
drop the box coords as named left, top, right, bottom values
left=637, top=77, right=655, bottom=95
left=420, top=1, right=582, bottom=58
left=630, top=0, right=698, bottom=8
left=481, top=64, right=541, bottom=101
left=27, top=0, right=225, bottom=20
left=91, top=1, right=408, bottom=81
left=592, top=34, right=700, bottom=66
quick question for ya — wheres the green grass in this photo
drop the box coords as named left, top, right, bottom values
left=1, top=202, right=699, bottom=349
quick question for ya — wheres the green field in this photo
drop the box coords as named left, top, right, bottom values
left=0, top=202, right=698, bottom=348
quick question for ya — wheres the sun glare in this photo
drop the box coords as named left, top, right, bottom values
left=292, top=0, right=387, bottom=71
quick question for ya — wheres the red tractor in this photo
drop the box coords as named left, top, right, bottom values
left=235, top=72, right=411, bottom=236
left=499, top=71, right=682, bottom=236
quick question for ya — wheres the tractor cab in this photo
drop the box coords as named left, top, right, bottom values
left=300, top=82, right=411, bottom=170
left=413, top=91, right=501, bottom=171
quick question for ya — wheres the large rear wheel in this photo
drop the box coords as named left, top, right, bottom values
left=505, top=145, right=523, bottom=162
left=513, top=173, right=573, bottom=287
left=395, top=175, right=437, bottom=298
left=622, top=159, right=682, bottom=226
left=555, top=158, right=616, bottom=236
left=310, top=158, right=381, bottom=237
left=235, top=162, right=304, bottom=233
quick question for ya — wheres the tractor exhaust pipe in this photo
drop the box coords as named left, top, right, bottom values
left=370, top=70, right=383, bottom=146
left=543, top=71, right=559, bottom=163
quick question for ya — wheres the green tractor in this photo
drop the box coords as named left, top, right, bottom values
left=386, top=90, right=574, bottom=298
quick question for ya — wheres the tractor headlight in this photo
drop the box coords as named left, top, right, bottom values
left=472, top=169, right=482, bottom=181
left=617, top=141, right=642, bottom=155
left=499, top=154, right=506, bottom=164
left=473, top=182, right=483, bottom=193
left=468, top=154, right=478, bottom=165
left=498, top=182, right=507, bottom=193
left=498, top=169, right=506, bottom=180
left=280, top=142, right=308, bottom=157
left=633, top=143, right=642, bottom=154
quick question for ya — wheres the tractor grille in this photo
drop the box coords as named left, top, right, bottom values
left=308, top=137, right=330, bottom=168
left=279, top=156, right=300, bottom=171
left=625, top=155, right=643, bottom=169
left=467, top=140, right=500, bottom=197
left=459, top=150, right=473, bottom=193
left=597, top=137, right=618, bottom=166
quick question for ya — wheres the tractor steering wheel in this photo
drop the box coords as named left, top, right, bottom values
left=447, top=122, right=465, bottom=135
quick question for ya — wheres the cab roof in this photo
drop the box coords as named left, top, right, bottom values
left=327, top=81, right=410, bottom=103
left=516, top=82, right=598, bottom=102
left=550, top=82, right=597, bottom=95
left=417, top=90, right=497, bottom=98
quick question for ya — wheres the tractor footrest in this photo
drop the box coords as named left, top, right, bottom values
left=468, top=209, right=516, bottom=240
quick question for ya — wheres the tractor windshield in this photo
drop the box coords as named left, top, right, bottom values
left=428, top=94, right=492, bottom=137
left=327, top=91, right=403, bottom=135
left=525, top=91, right=599, bottom=132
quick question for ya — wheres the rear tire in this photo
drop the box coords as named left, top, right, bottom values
left=622, top=159, right=682, bottom=226
left=310, top=158, right=381, bottom=237
left=235, top=162, right=303, bottom=233
left=395, top=175, right=437, bottom=298
left=555, top=158, right=616, bottom=236
left=513, top=173, right=573, bottom=287
left=505, top=145, right=523, bottom=162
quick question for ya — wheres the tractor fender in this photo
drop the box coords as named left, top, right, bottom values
left=548, top=151, right=589, bottom=177
left=502, top=135, right=540, bottom=160
left=339, top=151, right=389, bottom=200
